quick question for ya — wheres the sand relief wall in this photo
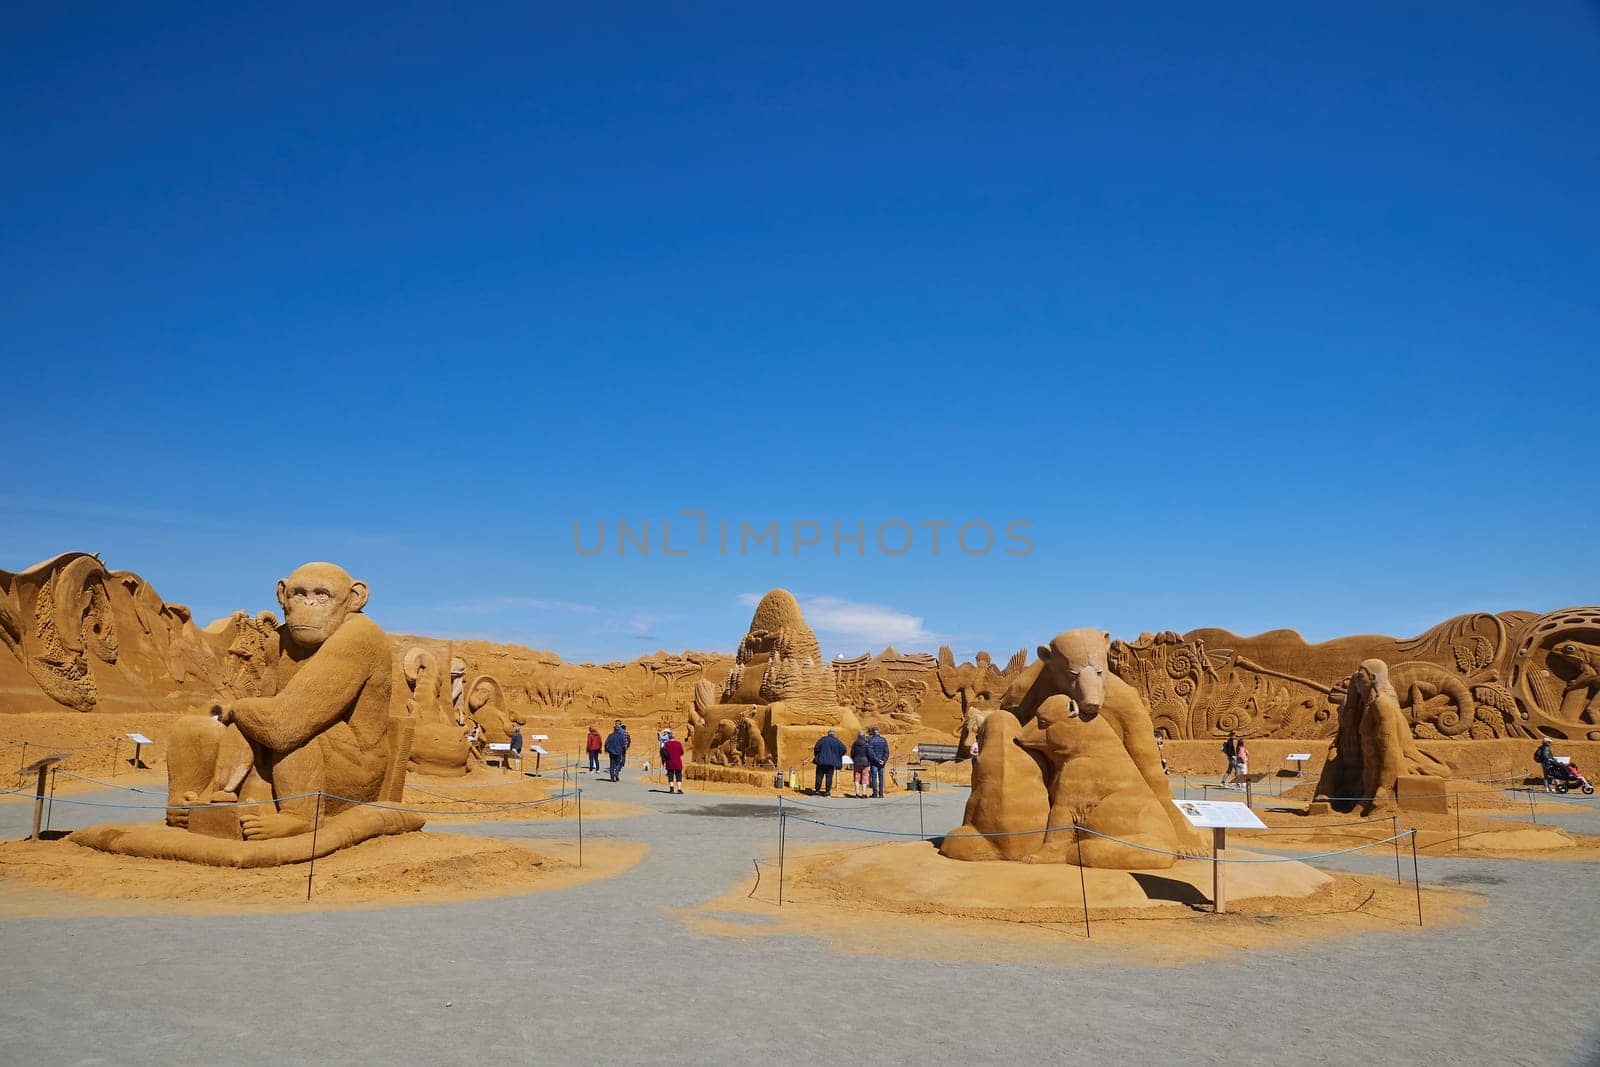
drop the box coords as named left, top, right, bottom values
left=72, top=563, right=424, bottom=866
left=1108, top=608, right=1600, bottom=744
left=0, top=552, right=290, bottom=716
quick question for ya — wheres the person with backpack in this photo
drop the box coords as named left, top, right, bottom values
left=866, top=725, right=890, bottom=798
left=585, top=725, right=603, bottom=773
left=1221, top=731, right=1239, bottom=787
left=1536, top=737, right=1556, bottom=793
left=509, top=723, right=523, bottom=773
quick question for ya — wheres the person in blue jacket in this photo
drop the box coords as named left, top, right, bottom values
left=866, top=725, right=890, bottom=798
left=604, top=721, right=629, bottom=782
left=812, top=728, right=847, bottom=796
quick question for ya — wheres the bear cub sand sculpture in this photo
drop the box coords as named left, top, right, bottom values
left=941, top=628, right=1199, bottom=869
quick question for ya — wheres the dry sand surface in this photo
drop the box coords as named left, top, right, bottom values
left=684, top=841, right=1477, bottom=966
left=0, top=833, right=647, bottom=917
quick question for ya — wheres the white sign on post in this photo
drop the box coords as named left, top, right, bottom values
left=530, top=745, right=549, bottom=756
left=1552, top=755, right=1571, bottom=765
left=128, top=733, right=153, bottom=745
left=1287, top=753, right=1311, bottom=763
left=531, top=734, right=549, bottom=741
left=1172, top=799, right=1267, bottom=830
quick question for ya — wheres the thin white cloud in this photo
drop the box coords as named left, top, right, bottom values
left=737, top=592, right=936, bottom=650
left=447, top=596, right=598, bottom=615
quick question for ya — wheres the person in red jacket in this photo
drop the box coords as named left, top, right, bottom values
left=585, top=725, right=603, bottom=774
left=661, top=729, right=686, bottom=794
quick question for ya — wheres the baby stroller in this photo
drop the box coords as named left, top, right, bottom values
left=1548, top=760, right=1595, bottom=795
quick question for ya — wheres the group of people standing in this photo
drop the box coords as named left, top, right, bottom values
left=811, top=725, right=890, bottom=797
left=587, top=721, right=631, bottom=782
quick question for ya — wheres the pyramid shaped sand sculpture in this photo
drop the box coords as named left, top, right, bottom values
left=71, top=563, right=424, bottom=867
left=689, top=589, right=861, bottom=768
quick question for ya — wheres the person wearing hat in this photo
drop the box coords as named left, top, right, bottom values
left=812, top=728, right=847, bottom=796
left=660, top=729, right=686, bottom=794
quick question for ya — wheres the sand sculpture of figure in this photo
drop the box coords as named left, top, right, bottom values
left=72, top=562, right=422, bottom=865
left=941, top=629, right=1200, bottom=867
left=1017, top=695, right=1179, bottom=867
left=1000, top=629, right=1203, bottom=852
left=403, top=647, right=471, bottom=777
left=1313, top=659, right=1451, bottom=815
left=939, top=709, right=1050, bottom=861
left=692, top=589, right=860, bottom=769
left=466, top=674, right=524, bottom=744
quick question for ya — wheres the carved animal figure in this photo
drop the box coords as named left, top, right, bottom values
left=165, top=562, right=395, bottom=840
left=1002, top=629, right=1202, bottom=852
left=1548, top=640, right=1600, bottom=724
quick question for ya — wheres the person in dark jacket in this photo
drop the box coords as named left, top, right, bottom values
left=1536, top=737, right=1556, bottom=792
left=586, top=726, right=603, bottom=773
left=813, top=728, right=847, bottom=796
left=1221, top=731, right=1239, bottom=787
left=850, top=733, right=872, bottom=797
left=866, top=726, right=890, bottom=798
left=604, top=722, right=629, bottom=782
left=509, top=723, right=524, bottom=773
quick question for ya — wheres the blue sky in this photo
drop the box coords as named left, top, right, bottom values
left=2, top=3, right=1596, bottom=662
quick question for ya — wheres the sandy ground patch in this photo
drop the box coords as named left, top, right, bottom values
left=0, top=832, right=648, bottom=917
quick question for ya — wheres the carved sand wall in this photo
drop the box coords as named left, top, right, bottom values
left=1108, top=609, right=1600, bottom=742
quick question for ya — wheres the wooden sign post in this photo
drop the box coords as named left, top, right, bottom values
left=21, top=754, right=70, bottom=841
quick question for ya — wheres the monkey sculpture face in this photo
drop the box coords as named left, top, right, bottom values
left=275, top=562, right=368, bottom=651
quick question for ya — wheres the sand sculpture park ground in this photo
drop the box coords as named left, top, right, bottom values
left=2, top=746, right=1599, bottom=1063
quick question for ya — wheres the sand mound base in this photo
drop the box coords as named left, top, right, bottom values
left=0, top=832, right=646, bottom=916
left=684, top=841, right=1477, bottom=965
left=806, top=840, right=1329, bottom=915
left=1254, top=807, right=1600, bottom=860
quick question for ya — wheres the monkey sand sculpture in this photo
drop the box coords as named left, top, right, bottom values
left=941, top=629, right=1202, bottom=868
left=1312, top=658, right=1452, bottom=815
left=72, top=563, right=423, bottom=866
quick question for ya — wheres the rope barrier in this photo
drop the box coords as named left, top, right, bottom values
left=0, top=784, right=578, bottom=817
left=781, top=811, right=1419, bottom=864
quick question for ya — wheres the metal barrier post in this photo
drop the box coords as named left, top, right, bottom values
left=577, top=789, right=584, bottom=868
left=1391, top=815, right=1402, bottom=884
left=1411, top=830, right=1423, bottom=927
left=1075, top=832, right=1090, bottom=939
left=305, top=793, right=323, bottom=901
left=777, top=808, right=787, bottom=906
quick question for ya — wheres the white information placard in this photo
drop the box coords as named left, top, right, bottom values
left=1287, top=753, right=1311, bottom=762
left=531, top=734, right=549, bottom=741
left=530, top=745, right=549, bottom=756
left=1553, top=755, right=1571, bottom=765
left=488, top=742, right=512, bottom=752
left=841, top=755, right=855, bottom=766
left=127, top=733, right=154, bottom=745
left=1172, top=799, right=1267, bottom=830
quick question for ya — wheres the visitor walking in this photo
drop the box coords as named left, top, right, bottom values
left=867, top=725, right=890, bottom=798
left=586, top=725, right=603, bottom=773
left=812, top=728, right=846, bottom=796
left=1536, top=737, right=1556, bottom=792
left=1221, top=731, right=1239, bottom=787
left=509, top=723, right=523, bottom=773
left=1155, top=732, right=1169, bottom=775
left=1233, top=739, right=1250, bottom=790
left=604, top=721, right=629, bottom=782
left=661, top=730, right=686, bottom=794
left=850, top=732, right=871, bottom=797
